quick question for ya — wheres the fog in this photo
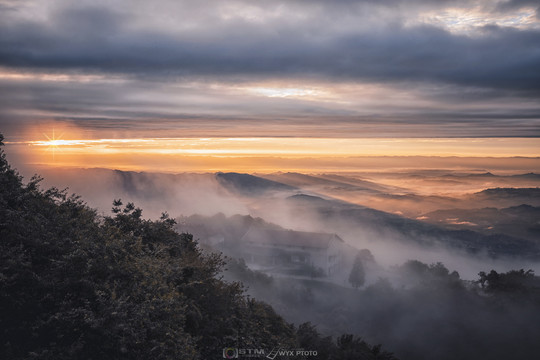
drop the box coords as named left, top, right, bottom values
left=18, top=165, right=540, bottom=281
left=12, top=164, right=540, bottom=360
left=19, top=166, right=250, bottom=219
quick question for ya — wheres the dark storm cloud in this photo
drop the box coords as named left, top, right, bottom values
left=498, top=0, right=540, bottom=18
left=0, top=0, right=539, bottom=139
left=0, top=3, right=539, bottom=93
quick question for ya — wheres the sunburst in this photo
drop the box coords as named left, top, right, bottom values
left=43, top=129, right=65, bottom=161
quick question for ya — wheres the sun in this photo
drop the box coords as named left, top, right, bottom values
left=43, top=129, right=65, bottom=160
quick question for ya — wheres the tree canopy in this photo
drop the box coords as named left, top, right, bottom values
left=349, top=253, right=366, bottom=289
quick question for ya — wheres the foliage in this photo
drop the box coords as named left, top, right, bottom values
left=399, top=260, right=462, bottom=290
left=349, top=253, right=366, bottom=289
left=296, top=323, right=397, bottom=360
left=230, top=252, right=540, bottom=360
left=0, top=134, right=397, bottom=360
left=0, top=137, right=295, bottom=359
left=358, top=249, right=375, bottom=264
left=224, top=257, right=274, bottom=286
left=478, top=269, right=540, bottom=301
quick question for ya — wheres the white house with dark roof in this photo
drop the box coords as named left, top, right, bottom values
left=239, top=227, right=345, bottom=276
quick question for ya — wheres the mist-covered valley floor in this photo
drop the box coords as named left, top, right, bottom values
left=27, top=166, right=540, bottom=274
left=14, top=164, right=540, bottom=359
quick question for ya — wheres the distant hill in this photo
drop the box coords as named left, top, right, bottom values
left=216, top=172, right=296, bottom=195
left=467, top=187, right=540, bottom=207
left=15, top=166, right=540, bottom=258
left=473, top=187, right=540, bottom=198
left=510, top=173, right=540, bottom=180
left=260, top=172, right=390, bottom=193
left=284, top=194, right=540, bottom=259
left=420, top=205, right=540, bottom=242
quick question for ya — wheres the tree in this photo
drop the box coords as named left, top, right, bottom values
left=0, top=134, right=296, bottom=359
left=478, top=269, right=539, bottom=295
left=349, top=253, right=366, bottom=289
left=336, top=334, right=397, bottom=360
left=358, top=248, right=375, bottom=264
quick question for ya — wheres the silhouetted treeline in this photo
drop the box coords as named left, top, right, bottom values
left=0, top=134, right=396, bottom=359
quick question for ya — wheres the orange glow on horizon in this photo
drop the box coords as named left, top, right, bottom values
left=25, top=137, right=540, bottom=156
left=42, top=130, right=65, bottom=161
left=6, top=136, right=540, bottom=173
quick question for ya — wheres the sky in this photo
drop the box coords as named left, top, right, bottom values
left=0, top=0, right=539, bottom=172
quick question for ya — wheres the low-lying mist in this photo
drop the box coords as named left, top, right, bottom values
left=25, top=167, right=250, bottom=218
left=14, top=165, right=540, bottom=359
left=23, top=166, right=540, bottom=281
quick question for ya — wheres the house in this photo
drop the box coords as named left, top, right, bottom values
left=238, top=227, right=345, bottom=276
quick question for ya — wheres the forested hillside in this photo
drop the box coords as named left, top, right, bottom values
left=224, top=257, right=540, bottom=360
left=0, top=135, right=396, bottom=359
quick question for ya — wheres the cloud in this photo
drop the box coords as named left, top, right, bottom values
left=0, top=0, right=538, bottom=139
left=0, top=2, right=539, bottom=92
left=497, top=0, right=540, bottom=18
left=1, top=73, right=539, bottom=138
